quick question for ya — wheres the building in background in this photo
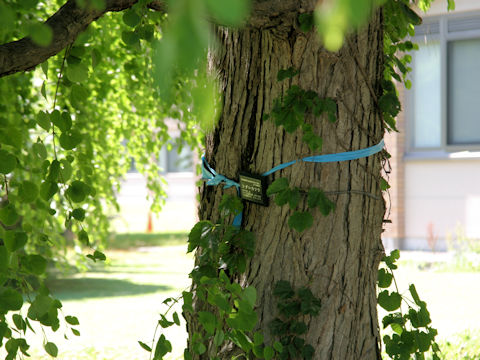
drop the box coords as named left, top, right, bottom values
left=384, top=0, right=480, bottom=250
left=113, top=124, right=198, bottom=233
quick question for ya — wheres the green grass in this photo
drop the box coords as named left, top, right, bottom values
left=2, top=237, right=193, bottom=360
left=435, top=330, right=480, bottom=360
left=5, top=238, right=480, bottom=360
left=108, top=232, right=189, bottom=250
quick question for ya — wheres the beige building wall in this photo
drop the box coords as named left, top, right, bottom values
left=385, top=0, right=480, bottom=250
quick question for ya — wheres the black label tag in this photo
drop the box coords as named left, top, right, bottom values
left=239, top=172, right=268, bottom=206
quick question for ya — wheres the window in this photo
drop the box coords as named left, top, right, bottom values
left=409, top=13, right=480, bottom=151
left=159, top=140, right=194, bottom=173
left=127, top=139, right=193, bottom=174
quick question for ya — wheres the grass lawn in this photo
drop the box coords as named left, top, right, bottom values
left=6, top=233, right=193, bottom=360
left=3, top=236, right=480, bottom=360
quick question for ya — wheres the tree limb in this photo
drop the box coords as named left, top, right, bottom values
left=0, top=0, right=316, bottom=78
left=0, top=0, right=167, bottom=78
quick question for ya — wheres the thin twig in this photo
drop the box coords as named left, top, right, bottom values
left=51, top=45, right=71, bottom=160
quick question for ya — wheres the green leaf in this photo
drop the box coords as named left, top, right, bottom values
left=65, top=315, right=79, bottom=326
left=0, top=205, right=20, bottom=227
left=172, top=312, right=180, bottom=326
left=78, top=230, right=89, bottom=245
left=0, top=245, right=9, bottom=273
left=409, top=284, right=422, bottom=307
left=36, top=111, right=51, bottom=131
left=253, top=331, right=263, bottom=346
left=19, top=181, right=39, bottom=203
left=51, top=110, right=70, bottom=132
left=273, top=280, right=294, bottom=300
left=154, top=334, right=172, bottom=358
left=71, top=208, right=86, bottom=221
left=71, top=328, right=80, bottom=336
left=66, top=180, right=88, bottom=203
left=266, top=178, right=289, bottom=196
left=44, top=342, right=58, bottom=357
left=242, top=286, right=257, bottom=308
left=71, top=84, right=89, bottom=105
left=187, top=220, right=212, bottom=252
left=32, top=142, right=47, bottom=160
left=278, top=299, right=301, bottom=317
left=307, top=188, right=335, bottom=216
left=158, top=314, right=174, bottom=328
left=290, top=321, right=308, bottom=335
left=302, top=344, right=315, bottom=360
left=59, top=159, right=73, bottom=183
left=138, top=341, right=152, bottom=352
left=378, top=268, right=393, bottom=288
left=193, top=341, right=206, bottom=355
left=226, top=309, right=257, bottom=332
left=399, top=3, right=422, bottom=26
left=40, top=181, right=59, bottom=201
left=378, top=290, right=402, bottom=311
left=12, top=314, right=25, bottom=331
left=204, top=0, right=250, bottom=26
left=24, top=254, right=47, bottom=275
left=4, top=231, right=28, bottom=252
left=415, top=331, right=432, bottom=352
left=93, top=250, right=106, bottom=261
left=213, top=330, right=224, bottom=347
left=41, top=60, right=49, bottom=78
left=0, top=149, right=16, bottom=174
left=66, top=63, right=89, bottom=83
left=264, top=346, right=275, bottom=360
left=59, top=129, right=82, bottom=150
left=28, top=294, right=53, bottom=319
left=380, top=178, right=391, bottom=191
left=137, top=25, right=154, bottom=41
left=28, top=22, right=53, bottom=47
left=379, top=92, right=401, bottom=118
left=0, top=288, right=23, bottom=312
left=47, top=160, right=60, bottom=181
left=198, top=311, right=216, bottom=335
left=122, top=9, right=141, bottom=27
left=277, top=67, right=299, bottom=81
left=0, top=4, right=15, bottom=31
left=230, top=330, right=253, bottom=352
left=409, top=307, right=431, bottom=328
left=288, top=211, right=313, bottom=232
left=307, top=188, right=322, bottom=208
left=322, top=98, right=337, bottom=122
left=122, top=31, right=140, bottom=47
left=288, top=188, right=301, bottom=209
left=298, top=13, right=314, bottom=32
left=273, top=341, right=283, bottom=353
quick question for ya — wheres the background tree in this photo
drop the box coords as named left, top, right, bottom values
left=0, top=0, right=446, bottom=359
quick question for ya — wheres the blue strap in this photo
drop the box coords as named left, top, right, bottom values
left=202, top=139, right=384, bottom=227
left=262, top=139, right=384, bottom=176
left=202, top=157, right=243, bottom=227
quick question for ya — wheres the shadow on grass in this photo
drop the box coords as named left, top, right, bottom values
left=109, top=232, right=188, bottom=250
left=46, top=277, right=173, bottom=301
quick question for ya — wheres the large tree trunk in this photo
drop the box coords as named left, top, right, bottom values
left=194, top=9, right=385, bottom=360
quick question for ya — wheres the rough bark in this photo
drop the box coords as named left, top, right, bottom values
left=196, top=9, right=386, bottom=360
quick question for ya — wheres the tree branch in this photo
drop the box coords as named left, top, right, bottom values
left=0, top=0, right=166, bottom=78
left=0, top=0, right=316, bottom=78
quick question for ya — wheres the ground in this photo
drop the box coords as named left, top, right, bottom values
left=2, top=235, right=480, bottom=360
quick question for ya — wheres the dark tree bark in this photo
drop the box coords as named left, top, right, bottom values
left=196, top=8, right=386, bottom=360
